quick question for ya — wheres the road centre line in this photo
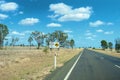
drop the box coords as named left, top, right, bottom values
left=64, top=52, right=83, bottom=80
left=115, top=65, right=120, bottom=69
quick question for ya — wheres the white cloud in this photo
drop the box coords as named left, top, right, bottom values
left=47, top=23, right=61, bottom=27
left=49, top=3, right=92, bottom=22
left=0, top=2, right=18, bottom=11
left=90, top=20, right=114, bottom=27
left=107, top=22, right=113, bottom=25
left=19, top=11, right=24, bottom=14
left=0, top=13, right=8, bottom=20
left=96, top=29, right=104, bottom=32
left=89, top=20, right=104, bottom=27
left=86, top=37, right=94, bottom=40
left=85, top=31, right=96, bottom=40
left=11, top=31, right=25, bottom=36
left=19, top=18, right=39, bottom=26
left=85, top=32, right=92, bottom=36
left=104, top=31, right=114, bottom=35
left=64, top=30, right=73, bottom=33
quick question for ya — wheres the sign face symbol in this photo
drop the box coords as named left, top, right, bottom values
left=49, top=42, right=59, bottom=48
left=55, top=43, right=59, bottom=47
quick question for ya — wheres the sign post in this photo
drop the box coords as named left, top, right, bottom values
left=49, top=42, right=60, bottom=69
left=54, top=52, right=57, bottom=69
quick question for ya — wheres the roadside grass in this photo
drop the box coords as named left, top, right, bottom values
left=0, top=47, right=82, bottom=80
left=91, top=48, right=120, bottom=58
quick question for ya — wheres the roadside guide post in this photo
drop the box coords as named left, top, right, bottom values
left=49, top=42, right=60, bottom=69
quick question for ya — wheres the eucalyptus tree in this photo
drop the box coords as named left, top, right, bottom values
left=0, top=24, right=9, bottom=49
left=28, top=36, right=33, bottom=49
left=52, top=30, right=68, bottom=47
left=101, top=40, right=108, bottom=50
left=10, top=37, right=19, bottom=46
left=70, top=39, right=75, bottom=49
left=31, top=31, right=44, bottom=49
left=108, top=42, right=113, bottom=51
left=115, top=38, right=120, bottom=53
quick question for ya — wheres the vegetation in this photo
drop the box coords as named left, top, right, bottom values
left=70, top=39, right=75, bottom=49
left=115, top=38, right=120, bottom=53
left=108, top=42, right=113, bottom=51
left=101, top=40, right=108, bottom=50
left=0, top=24, right=9, bottom=49
left=28, top=36, right=33, bottom=49
left=43, top=46, right=49, bottom=54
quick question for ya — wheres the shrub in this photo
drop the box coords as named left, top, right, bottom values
left=43, top=47, right=49, bottom=54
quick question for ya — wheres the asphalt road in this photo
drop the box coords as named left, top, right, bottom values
left=66, top=49, right=120, bottom=80
left=45, top=49, right=120, bottom=80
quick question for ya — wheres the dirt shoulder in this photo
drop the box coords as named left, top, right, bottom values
left=0, top=47, right=83, bottom=80
left=90, top=49, right=120, bottom=58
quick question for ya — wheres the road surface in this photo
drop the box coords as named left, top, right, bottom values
left=45, top=49, right=120, bottom=80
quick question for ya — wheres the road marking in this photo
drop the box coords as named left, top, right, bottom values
left=115, top=65, right=120, bottom=69
left=64, top=52, right=83, bottom=80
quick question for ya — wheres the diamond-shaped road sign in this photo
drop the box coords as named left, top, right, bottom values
left=49, top=42, right=59, bottom=48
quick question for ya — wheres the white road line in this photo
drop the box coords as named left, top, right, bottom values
left=64, top=52, right=83, bottom=80
left=115, top=65, right=120, bottom=69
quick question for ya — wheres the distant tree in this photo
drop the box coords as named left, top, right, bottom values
left=70, top=39, right=75, bottom=49
left=45, top=31, right=68, bottom=48
left=115, top=38, right=120, bottom=53
left=0, top=24, right=9, bottom=49
left=28, top=36, right=33, bottom=49
left=101, top=40, right=108, bottom=50
left=108, top=42, right=113, bottom=51
left=10, top=37, right=19, bottom=46
left=31, top=31, right=44, bottom=49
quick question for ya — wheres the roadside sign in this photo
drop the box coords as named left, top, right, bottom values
left=54, top=42, right=59, bottom=48
left=49, top=42, right=60, bottom=48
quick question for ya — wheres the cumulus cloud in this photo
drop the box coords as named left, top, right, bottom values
left=19, top=11, right=24, bottom=14
left=19, top=18, right=39, bottom=26
left=64, top=30, right=73, bottom=33
left=85, top=30, right=96, bottom=40
left=11, top=31, right=25, bottom=36
left=96, top=29, right=104, bottom=32
left=89, top=20, right=104, bottom=27
left=89, top=20, right=114, bottom=27
left=0, top=13, right=8, bottom=20
left=0, top=2, right=18, bottom=11
left=49, top=3, right=92, bottom=22
left=47, top=23, right=61, bottom=27
left=104, top=31, right=114, bottom=35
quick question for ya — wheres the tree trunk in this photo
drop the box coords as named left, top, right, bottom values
left=0, top=40, right=3, bottom=49
left=37, top=43, right=40, bottom=49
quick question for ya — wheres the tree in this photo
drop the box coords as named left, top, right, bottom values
left=10, top=37, right=19, bottom=46
left=108, top=42, right=113, bottom=51
left=31, top=31, right=44, bottom=49
left=52, top=30, right=68, bottom=47
left=0, top=24, right=9, bottom=49
left=70, top=39, right=75, bottom=49
left=101, top=40, right=108, bottom=50
left=115, top=38, right=120, bottom=53
left=28, top=36, right=33, bottom=49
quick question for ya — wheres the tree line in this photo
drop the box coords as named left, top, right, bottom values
left=0, top=24, right=75, bottom=49
left=101, top=39, right=120, bottom=53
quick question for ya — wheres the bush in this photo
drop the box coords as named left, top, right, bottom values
left=43, top=47, right=49, bottom=54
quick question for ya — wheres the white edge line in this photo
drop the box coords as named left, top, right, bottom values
left=64, top=52, right=83, bottom=80
left=115, top=65, right=120, bottom=69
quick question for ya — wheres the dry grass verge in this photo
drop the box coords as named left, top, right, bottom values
left=91, top=48, right=120, bottom=58
left=0, top=47, right=82, bottom=80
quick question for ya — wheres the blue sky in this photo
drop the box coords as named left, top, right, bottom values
left=0, top=0, right=120, bottom=48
